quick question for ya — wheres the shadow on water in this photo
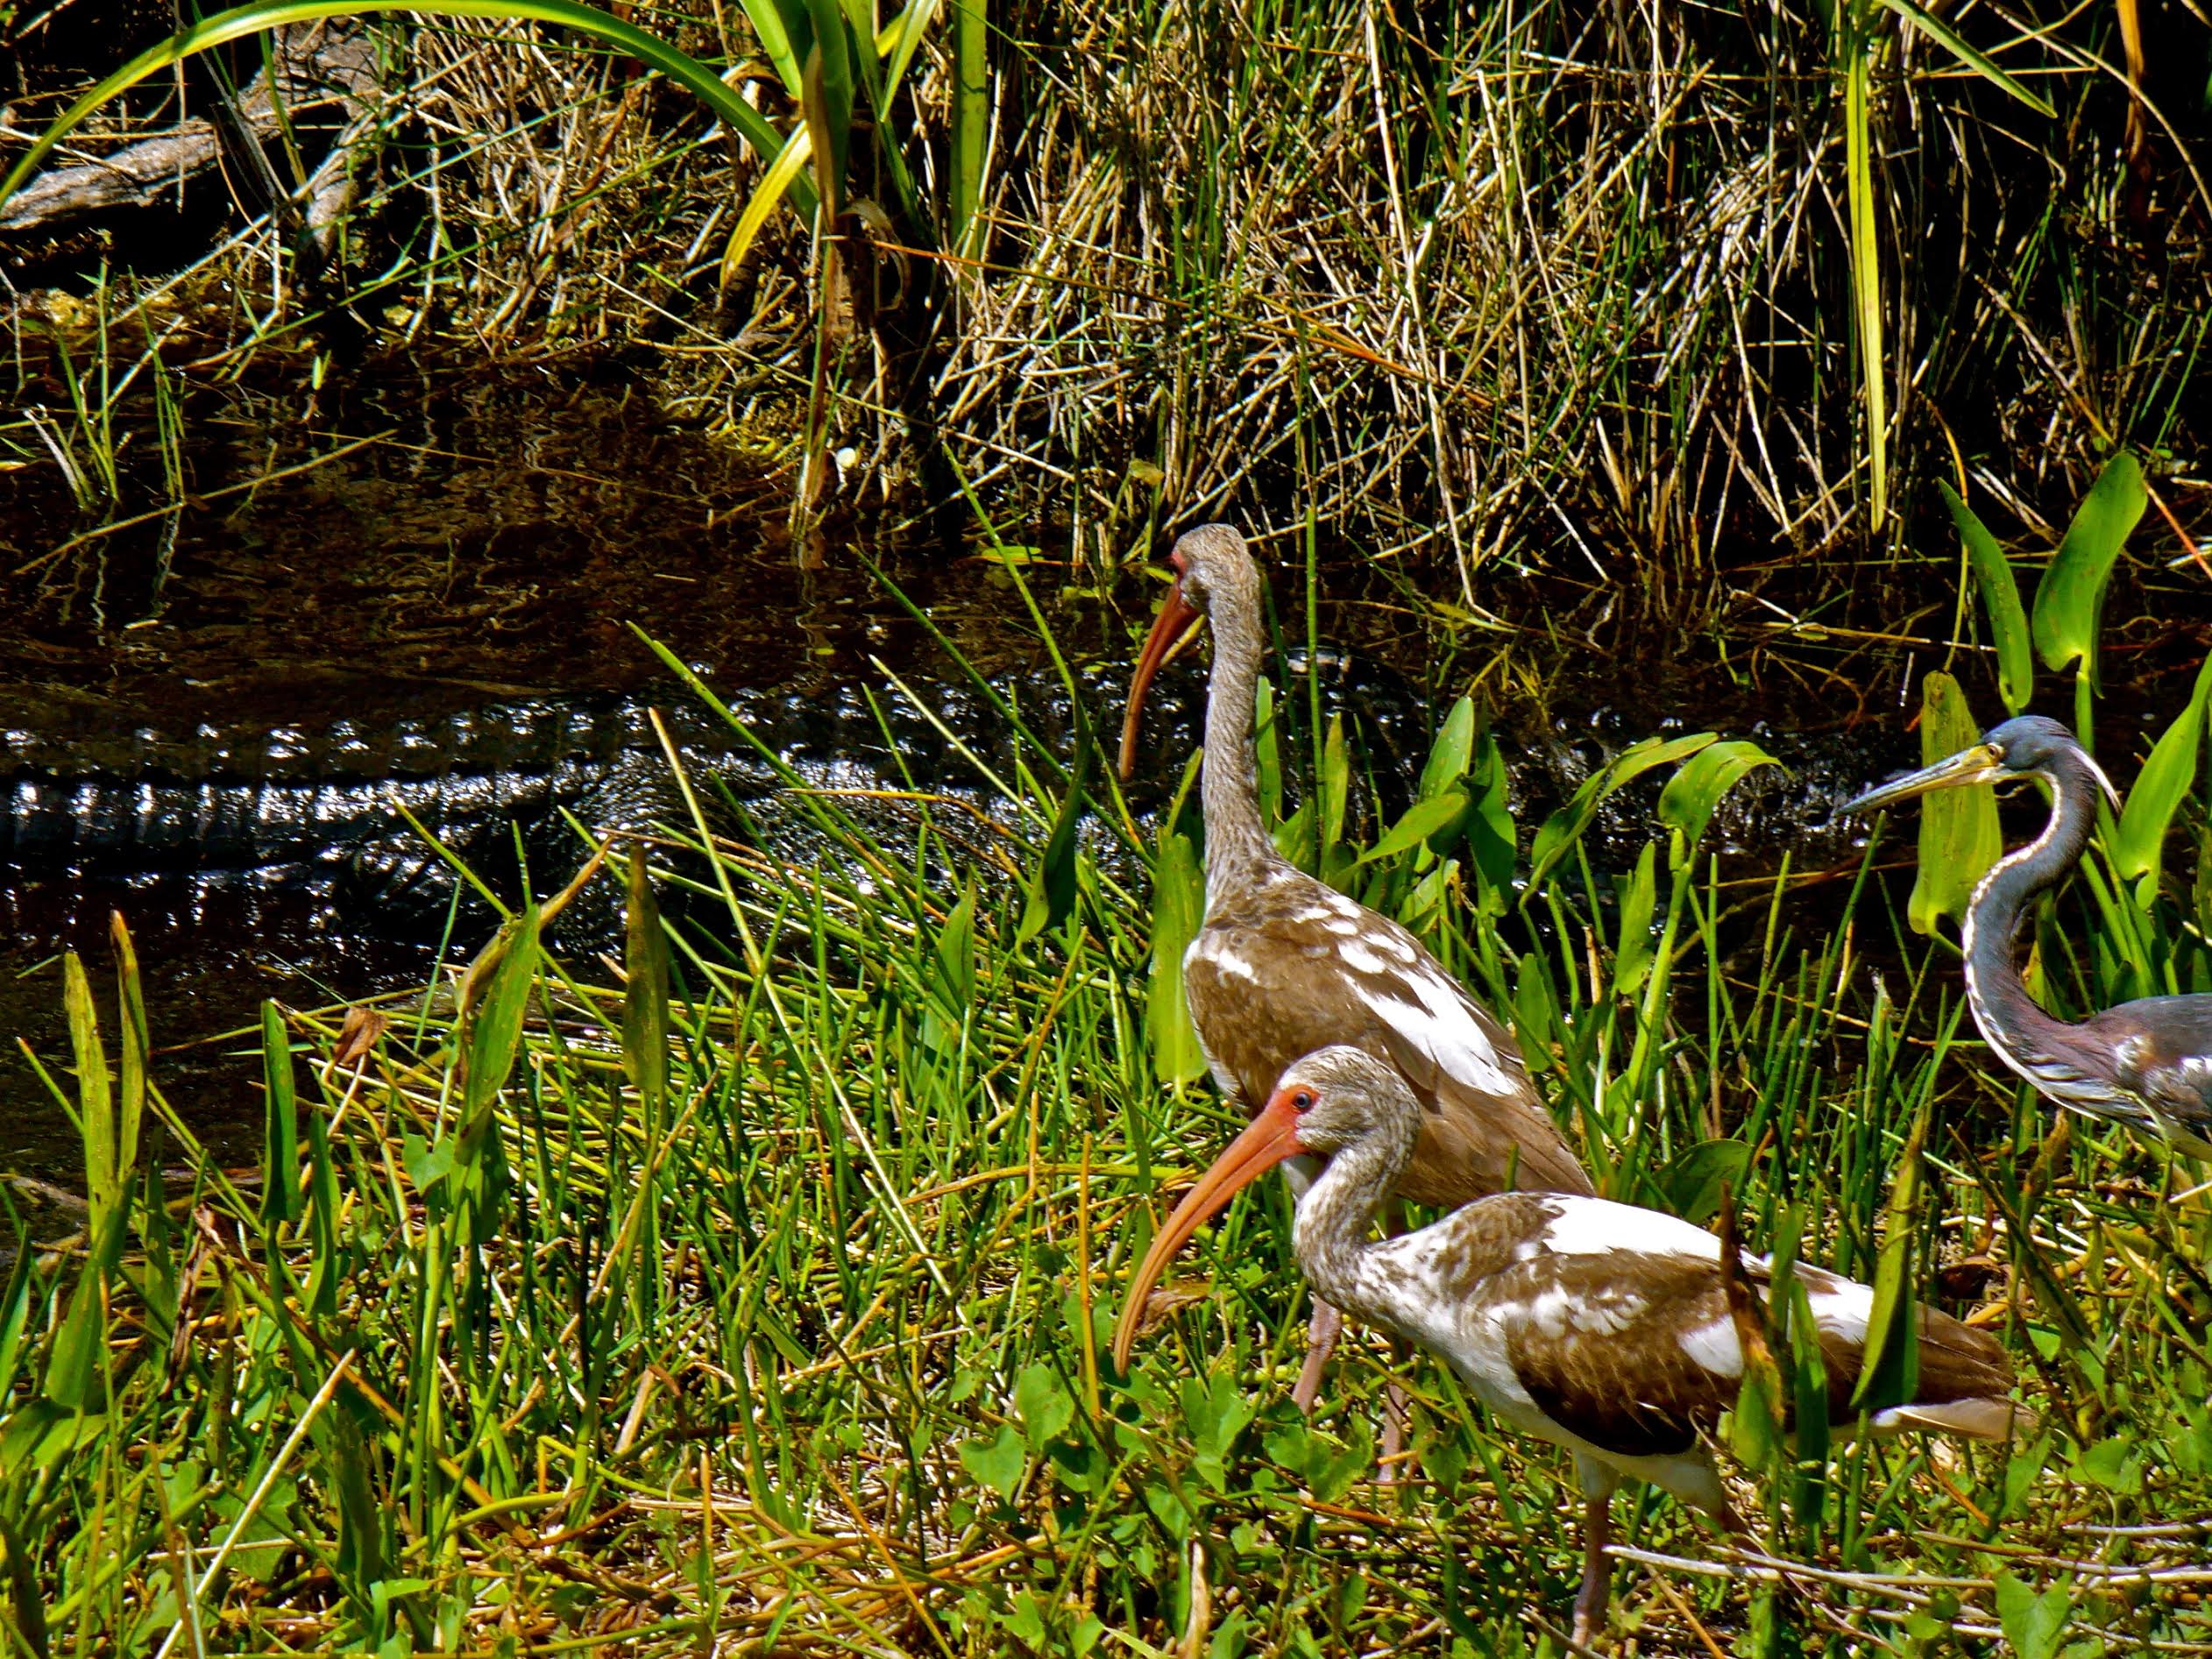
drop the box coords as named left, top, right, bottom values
left=3, top=349, right=2203, bottom=1182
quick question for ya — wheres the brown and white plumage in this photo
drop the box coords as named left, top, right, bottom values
left=1115, top=1046, right=2036, bottom=1643
left=1115, top=525, right=1592, bottom=1398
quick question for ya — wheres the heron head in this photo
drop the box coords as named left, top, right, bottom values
left=1843, top=713, right=2119, bottom=815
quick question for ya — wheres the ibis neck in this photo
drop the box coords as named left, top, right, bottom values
left=1289, top=1110, right=1421, bottom=1330
left=1962, top=758, right=2098, bottom=1060
left=1200, top=588, right=1277, bottom=904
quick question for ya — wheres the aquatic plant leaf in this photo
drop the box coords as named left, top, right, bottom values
left=108, top=916, right=145, bottom=1212
left=260, top=1002, right=301, bottom=1226
left=621, top=846, right=670, bottom=1119
left=1905, top=672, right=2002, bottom=934
left=1938, top=480, right=2032, bottom=713
left=1355, top=790, right=1467, bottom=868
left=1612, top=840, right=1658, bottom=996
left=2031, top=450, right=2145, bottom=676
left=1146, top=831, right=1207, bottom=1084
left=959, top=1424, right=1024, bottom=1499
left=60, top=954, right=115, bottom=1239
left=1656, top=739, right=1777, bottom=862
left=1318, top=716, right=1349, bottom=868
left=1416, top=697, right=1476, bottom=801
left=1526, top=733, right=1716, bottom=898
left=1849, top=1110, right=1925, bottom=1416
left=1014, top=1364, right=1073, bottom=1452
left=1654, top=1138, right=1749, bottom=1225
left=1463, top=728, right=1516, bottom=902
left=2113, top=653, right=2212, bottom=904
left=932, top=879, right=978, bottom=1017
left=1874, top=0, right=2054, bottom=115
left=44, top=1200, right=129, bottom=1414
left=1018, top=724, right=1092, bottom=943
left=1994, top=1572, right=2070, bottom=1659
left=459, top=904, right=542, bottom=1141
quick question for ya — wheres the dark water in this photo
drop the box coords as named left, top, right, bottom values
left=3, top=351, right=2201, bottom=1183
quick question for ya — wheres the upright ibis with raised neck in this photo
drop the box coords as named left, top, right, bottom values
left=1116, top=524, right=1593, bottom=1404
left=1845, top=714, right=2212, bottom=1159
left=1115, top=1046, right=2034, bottom=1645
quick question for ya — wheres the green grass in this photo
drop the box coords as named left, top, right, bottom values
left=4, top=550, right=2209, bottom=1656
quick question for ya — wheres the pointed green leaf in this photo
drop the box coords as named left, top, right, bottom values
left=1318, top=716, right=1349, bottom=864
left=621, top=846, right=670, bottom=1120
left=1994, top=1573, right=2070, bottom=1659
left=1464, top=728, right=1516, bottom=900
left=1850, top=1111, right=1925, bottom=1414
left=1146, top=831, right=1207, bottom=1084
left=1938, top=480, right=2033, bottom=713
left=1416, top=697, right=1476, bottom=801
left=108, top=915, right=145, bottom=1209
left=2031, top=450, right=2146, bottom=676
left=1527, top=733, right=1718, bottom=897
left=1014, top=1363, right=1074, bottom=1453
left=1612, top=840, right=1659, bottom=996
left=1653, top=1138, right=1749, bottom=1226
left=959, top=1423, right=1025, bottom=1499
left=1905, top=672, right=2003, bottom=934
left=1875, top=0, right=2054, bottom=115
left=1356, top=790, right=1469, bottom=868
left=459, top=904, right=542, bottom=1144
left=931, top=879, right=977, bottom=1017
left=44, top=1199, right=129, bottom=1414
left=261, top=1002, right=301, bottom=1226
left=62, top=954, right=116, bottom=1240
left=2113, top=653, right=2212, bottom=901
left=1019, top=732, right=1092, bottom=943
left=1656, top=739, right=1778, bottom=862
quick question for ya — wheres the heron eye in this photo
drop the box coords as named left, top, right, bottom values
left=1291, top=1090, right=1315, bottom=1111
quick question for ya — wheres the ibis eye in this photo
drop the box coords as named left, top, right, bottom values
left=1291, top=1089, right=1315, bottom=1111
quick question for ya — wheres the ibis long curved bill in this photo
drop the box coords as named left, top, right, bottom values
left=1110, top=1089, right=1307, bottom=1371
left=1117, top=578, right=1201, bottom=781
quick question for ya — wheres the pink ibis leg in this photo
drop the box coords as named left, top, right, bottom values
left=1570, top=1458, right=1619, bottom=1648
left=1290, top=1297, right=1343, bottom=1414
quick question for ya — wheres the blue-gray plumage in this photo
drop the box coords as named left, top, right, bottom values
left=1845, top=714, right=2212, bottom=1159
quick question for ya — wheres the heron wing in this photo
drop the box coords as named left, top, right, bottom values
left=2088, top=994, right=2212, bottom=1146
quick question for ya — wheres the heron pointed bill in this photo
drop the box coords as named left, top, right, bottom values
left=1109, top=1092, right=1306, bottom=1370
left=1117, top=582, right=1202, bottom=781
left=1841, top=742, right=2007, bottom=815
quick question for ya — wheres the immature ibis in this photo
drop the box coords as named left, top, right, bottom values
left=1117, top=524, right=1592, bottom=1405
left=1115, top=1046, right=2034, bottom=1646
left=1845, top=714, right=2212, bottom=1159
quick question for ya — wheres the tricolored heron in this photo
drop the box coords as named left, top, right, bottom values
left=1844, top=713, right=2212, bottom=1159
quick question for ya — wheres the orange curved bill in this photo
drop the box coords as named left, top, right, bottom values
left=1110, top=1097, right=1304, bottom=1371
left=1117, top=585, right=1202, bottom=781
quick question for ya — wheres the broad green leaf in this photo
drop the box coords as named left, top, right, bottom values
left=1875, top=0, right=2055, bottom=116
left=1612, top=840, right=1659, bottom=995
left=1906, top=672, right=2002, bottom=934
left=931, top=879, right=977, bottom=1017
left=1656, top=739, right=1778, bottom=862
left=1849, top=1110, right=1925, bottom=1414
left=1782, top=1270, right=1830, bottom=1544
left=62, top=954, right=116, bottom=1239
left=44, top=1200, right=129, bottom=1414
left=260, top=1002, right=301, bottom=1226
left=958, top=1423, right=1025, bottom=1499
left=1356, top=790, right=1468, bottom=867
left=458, top=904, right=542, bottom=1138
left=1653, top=1138, right=1749, bottom=1225
left=1416, top=697, right=1476, bottom=801
left=1253, top=677, right=1283, bottom=826
left=1994, top=1572, right=2070, bottom=1659
left=719, top=125, right=815, bottom=290
left=1938, top=480, right=2032, bottom=713
left=1180, top=1370, right=1256, bottom=1489
left=1526, top=733, right=1717, bottom=897
left=0, top=0, right=816, bottom=233
left=1013, top=1364, right=1074, bottom=1452
left=2113, top=653, right=2212, bottom=903
left=2031, top=450, right=2146, bottom=676
left=1318, top=716, right=1349, bottom=864
left=1146, top=831, right=1207, bottom=1084
left=1464, top=728, right=1516, bottom=900
left=1511, top=954, right=1561, bottom=1073
left=1018, top=727, right=1092, bottom=942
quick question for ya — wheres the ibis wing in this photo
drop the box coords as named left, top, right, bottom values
left=1486, top=1252, right=1739, bottom=1460
left=1184, top=892, right=1592, bottom=1205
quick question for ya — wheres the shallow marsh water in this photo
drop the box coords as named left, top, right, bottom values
left=1, top=351, right=2201, bottom=1181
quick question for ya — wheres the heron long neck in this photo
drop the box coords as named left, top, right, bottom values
left=1962, top=756, right=2100, bottom=1062
left=1289, top=1108, right=1421, bottom=1332
left=1200, top=585, right=1277, bottom=904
